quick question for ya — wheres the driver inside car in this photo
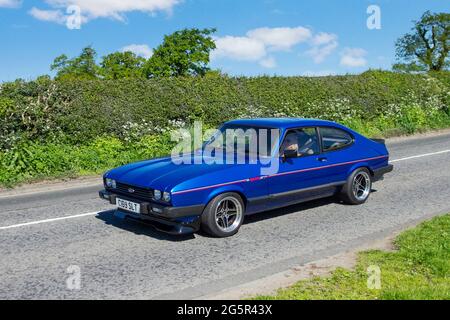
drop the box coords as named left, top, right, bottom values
left=281, top=130, right=316, bottom=156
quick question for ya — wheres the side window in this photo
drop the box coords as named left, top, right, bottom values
left=320, top=127, right=353, bottom=151
left=281, top=128, right=320, bottom=157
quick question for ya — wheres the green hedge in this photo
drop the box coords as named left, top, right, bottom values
left=1, top=70, right=449, bottom=149
left=0, top=70, right=449, bottom=186
left=0, top=135, right=175, bottom=186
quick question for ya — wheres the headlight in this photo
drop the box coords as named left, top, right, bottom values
left=154, top=189, right=162, bottom=200
left=105, top=178, right=116, bottom=189
left=163, top=192, right=171, bottom=202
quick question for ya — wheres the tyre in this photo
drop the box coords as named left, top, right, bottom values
left=201, top=192, right=245, bottom=237
left=340, top=167, right=372, bottom=205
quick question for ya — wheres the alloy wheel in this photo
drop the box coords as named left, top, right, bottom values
left=215, top=196, right=243, bottom=233
left=352, top=171, right=371, bottom=201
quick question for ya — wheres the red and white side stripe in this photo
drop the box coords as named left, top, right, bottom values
left=172, top=155, right=388, bottom=195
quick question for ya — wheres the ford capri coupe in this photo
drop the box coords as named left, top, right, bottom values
left=99, top=118, right=393, bottom=237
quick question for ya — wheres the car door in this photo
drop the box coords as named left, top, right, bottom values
left=268, top=127, right=333, bottom=209
left=316, top=126, right=355, bottom=183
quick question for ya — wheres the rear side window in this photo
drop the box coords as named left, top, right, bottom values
left=320, top=127, right=353, bottom=151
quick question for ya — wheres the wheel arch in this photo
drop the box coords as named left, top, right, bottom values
left=347, top=162, right=374, bottom=178
left=202, top=186, right=248, bottom=215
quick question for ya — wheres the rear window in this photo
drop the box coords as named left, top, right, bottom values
left=320, top=127, right=353, bottom=151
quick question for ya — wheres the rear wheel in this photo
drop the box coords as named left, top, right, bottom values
left=340, top=167, right=372, bottom=205
left=201, top=193, right=244, bottom=237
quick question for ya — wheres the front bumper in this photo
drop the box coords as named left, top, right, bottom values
left=99, top=189, right=204, bottom=234
left=372, top=164, right=394, bottom=182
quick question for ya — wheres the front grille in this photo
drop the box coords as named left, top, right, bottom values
left=114, top=182, right=154, bottom=200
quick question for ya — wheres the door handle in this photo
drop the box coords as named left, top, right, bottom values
left=317, top=157, right=328, bottom=162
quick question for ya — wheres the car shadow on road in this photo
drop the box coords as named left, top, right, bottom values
left=242, top=196, right=339, bottom=225
left=95, top=210, right=196, bottom=242
left=243, top=189, right=379, bottom=225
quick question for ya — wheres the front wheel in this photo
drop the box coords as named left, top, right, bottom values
left=340, top=167, right=372, bottom=205
left=201, top=193, right=245, bottom=237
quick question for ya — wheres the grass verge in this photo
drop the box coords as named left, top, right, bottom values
left=254, top=214, right=450, bottom=300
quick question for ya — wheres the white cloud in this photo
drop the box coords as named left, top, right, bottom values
left=306, top=32, right=338, bottom=63
left=29, top=7, right=66, bottom=24
left=246, top=26, right=311, bottom=51
left=212, top=27, right=342, bottom=70
left=212, top=36, right=267, bottom=61
left=306, top=42, right=338, bottom=64
left=121, top=44, right=153, bottom=59
left=29, top=0, right=180, bottom=25
left=311, top=32, right=337, bottom=46
left=212, top=26, right=313, bottom=69
left=340, top=48, right=367, bottom=67
left=0, top=0, right=21, bottom=8
left=259, top=56, right=276, bottom=68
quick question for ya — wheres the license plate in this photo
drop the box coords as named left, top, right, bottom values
left=116, top=198, right=140, bottom=214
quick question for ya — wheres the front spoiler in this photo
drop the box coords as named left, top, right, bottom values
left=99, top=189, right=203, bottom=235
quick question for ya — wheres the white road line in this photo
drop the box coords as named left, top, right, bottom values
left=1, top=149, right=449, bottom=231
left=0, top=211, right=99, bottom=230
left=390, top=149, right=450, bottom=163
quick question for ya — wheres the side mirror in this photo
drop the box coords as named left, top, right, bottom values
left=282, top=148, right=298, bottom=160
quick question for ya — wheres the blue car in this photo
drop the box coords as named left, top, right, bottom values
left=99, top=118, right=393, bottom=237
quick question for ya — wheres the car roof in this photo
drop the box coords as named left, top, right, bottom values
left=225, top=118, right=341, bottom=129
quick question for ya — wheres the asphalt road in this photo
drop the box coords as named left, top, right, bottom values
left=1, top=132, right=449, bottom=299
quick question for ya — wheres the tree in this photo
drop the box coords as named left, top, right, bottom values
left=144, top=28, right=216, bottom=78
left=51, top=46, right=99, bottom=79
left=393, top=11, right=449, bottom=72
left=100, top=51, right=146, bottom=79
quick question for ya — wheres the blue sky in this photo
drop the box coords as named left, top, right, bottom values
left=0, top=0, right=448, bottom=81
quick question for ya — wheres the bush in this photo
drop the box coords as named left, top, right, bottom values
left=0, top=133, right=175, bottom=186
left=1, top=71, right=449, bottom=149
left=0, top=70, right=449, bottom=186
